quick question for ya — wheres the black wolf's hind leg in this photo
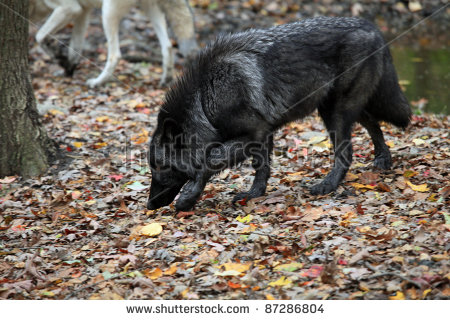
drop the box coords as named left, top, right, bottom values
left=55, top=49, right=78, bottom=76
left=359, top=113, right=392, bottom=170
left=233, top=135, right=273, bottom=203
left=311, top=108, right=354, bottom=195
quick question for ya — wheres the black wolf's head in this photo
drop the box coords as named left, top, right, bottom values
left=147, top=119, right=190, bottom=210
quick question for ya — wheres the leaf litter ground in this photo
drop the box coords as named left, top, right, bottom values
left=1, top=1, right=449, bottom=300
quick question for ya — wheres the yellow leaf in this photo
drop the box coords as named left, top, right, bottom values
left=141, top=223, right=163, bottom=237
left=73, top=142, right=83, bottom=148
left=357, top=226, right=372, bottom=233
left=274, top=262, right=303, bottom=272
left=307, top=135, right=326, bottom=145
left=351, top=183, right=376, bottom=190
left=146, top=210, right=157, bottom=216
left=214, top=270, right=241, bottom=277
left=266, top=294, right=276, bottom=300
left=40, top=290, right=55, bottom=297
left=431, top=254, right=448, bottom=262
left=164, top=264, right=178, bottom=276
left=133, top=136, right=148, bottom=144
left=389, top=291, right=405, bottom=300
left=398, top=80, right=410, bottom=86
left=403, top=170, right=418, bottom=178
left=94, top=142, right=107, bottom=149
left=49, top=109, right=64, bottom=115
left=409, top=1, right=422, bottom=12
left=346, top=172, right=359, bottom=181
left=237, top=225, right=257, bottom=234
left=392, top=256, right=404, bottom=264
left=412, top=138, right=425, bottom=146
left=181, top=288, right=189, bottom=298
left=422, top=289, right=431, bottom=299
left=96, top=116, right=110, bottom=122
left=148, top=267, right=163, bottom=280
left=406, top=181, right=429, bottom=192
left=220, top=262, right=251, bottom=274
left=236, top=214, right=253, bottom=224
left=386, top=140, right=395, bottom=148
left=268, top=276, right=292, bottom=287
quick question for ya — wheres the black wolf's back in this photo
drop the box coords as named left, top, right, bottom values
left=165, top=17, right=411, bottom=134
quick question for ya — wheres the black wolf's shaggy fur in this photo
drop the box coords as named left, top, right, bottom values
left=147, top=17, right=411, bottom=211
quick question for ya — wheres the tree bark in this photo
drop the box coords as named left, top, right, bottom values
left=0, top=0, right=57, bottom=178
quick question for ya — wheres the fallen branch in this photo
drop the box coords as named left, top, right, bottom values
left=123, top=54, right=161, bottom=64
left=364, top=261, right=423, bottom=289
left=64, top=266, right=149, bottom=300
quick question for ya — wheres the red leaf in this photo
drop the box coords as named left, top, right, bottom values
left=300, top=265, right=324, bottom=278
left=338, top=259, right=348, bottom=265
left=109, top=174, right=124, bottom=181
left=237, top=197, right=247, bottom=206
left=228, top=281, right=241, bottom=289
left=356, top=203, right=365, bottom=215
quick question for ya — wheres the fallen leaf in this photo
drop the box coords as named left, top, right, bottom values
left=351, top=183, right=376, bottom=190
left=389, top=291, right=405, bottom=300
left=0, top=176, right=16, bottom=184
left=228, top=281, right=241, bottom=289
left=274, top=262, right=303, bottom=272
left=299, top=265, right=323, bottom=278
left=268, top=276, right=292, bottom=287
left=220, top=262, right=251, bottom=274
left=147, top=267, right=163, bottom=280
left=176, top=211, right=195, bottom=219
left=214, top=270, right=242, bottom=277
left=141, top=223, right=163, bottom=237
left=236, top=214, right=253, bottom=223
left=126, top=181, right=149, bottom=191
left=406, top=181, right=429, bottom=192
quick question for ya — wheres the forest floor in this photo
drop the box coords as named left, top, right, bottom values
left=0, top=0, right=449, bottom=299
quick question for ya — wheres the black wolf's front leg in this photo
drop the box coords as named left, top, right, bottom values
left=175, top=173, right=211, bottom=211
left=311, top=113, right=353, bottom=195
left=233, top=134, right=274, bottom=203
left=359, top=115, right=392, bottom=170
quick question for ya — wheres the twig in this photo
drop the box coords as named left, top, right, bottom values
left=123, top=54, right=161, bottom=64
left=64, top=266, right=148, bottom=300
left=364, top=261, right=422, bottom=288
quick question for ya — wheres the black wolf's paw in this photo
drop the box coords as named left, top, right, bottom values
left=63, top=63, right=78, bottom=77
left=232, top=192, right=250, bottom=204
left=373, top=154, right=392, bottom=170
left=232, top=190, right=265, bottom=204
left=310, top=181, right=337, bottom=195
left=175, top=195, right=197, bottom=212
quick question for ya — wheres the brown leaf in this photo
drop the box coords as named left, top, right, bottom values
left=176, top=211, right=195, bottom=219
left=349, top=249, right=370, bottom=265
left=359, top=172, right=379, bottom=185
left=377, top=182, right=391, bottom=192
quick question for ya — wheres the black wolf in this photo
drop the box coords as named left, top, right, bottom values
left=147, top=17, right=411, bottom=211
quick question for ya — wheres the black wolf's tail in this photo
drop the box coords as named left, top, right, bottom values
left=366, top=56, right=412, bottom=128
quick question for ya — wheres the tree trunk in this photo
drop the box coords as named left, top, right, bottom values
left=0, top=0, right=56, bottom=178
